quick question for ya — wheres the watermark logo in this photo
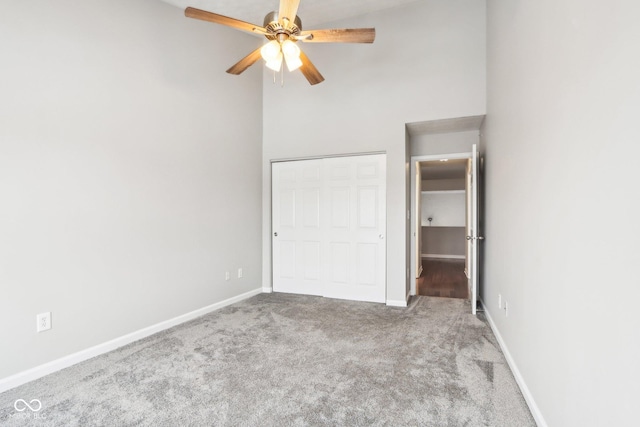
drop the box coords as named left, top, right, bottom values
left=11, top=399, right=45, bottom=420
left=14, top=399, right=42, bottom=412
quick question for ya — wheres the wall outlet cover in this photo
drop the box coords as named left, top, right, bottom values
left=37, top=312, right=51, bottom=332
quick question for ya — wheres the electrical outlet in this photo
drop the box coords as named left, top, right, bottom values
left=237, top=268, right=243, bottom=279
left=498, top=294, right=502, bottom=309
left=37, top=312, right=51, bottom=332
left=225, top=271, right=230, bottom=281
left=504, top=301, right=508, bottom=317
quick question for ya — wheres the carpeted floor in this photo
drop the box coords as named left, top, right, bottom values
left=0, top=294, right=535, bottom=426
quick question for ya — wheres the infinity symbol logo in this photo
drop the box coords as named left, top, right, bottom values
left=14, top=399, right=42, bottom=412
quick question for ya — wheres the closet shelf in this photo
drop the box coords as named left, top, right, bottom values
left=421, top=190, right=465, bottom=194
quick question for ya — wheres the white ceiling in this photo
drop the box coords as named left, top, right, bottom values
left=161, top=0, right=421, bottom=28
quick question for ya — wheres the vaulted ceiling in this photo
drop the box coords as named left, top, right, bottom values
left=161, top=0, right=421, bottom=28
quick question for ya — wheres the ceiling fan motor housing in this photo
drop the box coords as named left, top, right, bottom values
left=263, top=11, right=302, bottom=40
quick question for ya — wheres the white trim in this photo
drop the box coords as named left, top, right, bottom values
left=422, top=254, right=465, bottom=260
left=270, top=151, right=386, bottom=164
left=386, top=299, right=408, bottom=307
left=262, top=287, right=273, bottom=293
left=0, top=288, right=263, bottom=393
left=480, top=298, right=547, bottom=427
left=412, top=153, right=472, bottom=162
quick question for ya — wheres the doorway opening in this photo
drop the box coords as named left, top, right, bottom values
left=406, top=116, right=484, bottom=315
left=410, top=147, right=480, bottom=314
left=415, top=158, right=469, bottom=299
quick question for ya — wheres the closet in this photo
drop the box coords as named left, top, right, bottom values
left=271, top=154, right=387, bottom=303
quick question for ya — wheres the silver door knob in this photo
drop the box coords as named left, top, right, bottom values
left=379, top=234, right=384, bottom=239
left=478, top=236, right=485, bottom=240
left=274, top=232, right=278, bottom=237
left=466, top=236, right=472, bottom=240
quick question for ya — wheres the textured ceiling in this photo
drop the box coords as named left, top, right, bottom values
left=161, top=0, right=421, bottom=28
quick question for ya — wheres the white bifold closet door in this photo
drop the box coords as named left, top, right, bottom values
left=272, top=154, right=386, bottom=303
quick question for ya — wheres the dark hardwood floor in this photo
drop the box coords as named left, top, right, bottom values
left=417, top=258, right=469, bottom=299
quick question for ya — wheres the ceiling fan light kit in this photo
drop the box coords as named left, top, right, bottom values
left=184, top=0, right=376, bottom=85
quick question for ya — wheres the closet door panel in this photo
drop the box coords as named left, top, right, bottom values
left=323, top=154, right=386, bottom=303
left=272, top=160, right=323, bottom=296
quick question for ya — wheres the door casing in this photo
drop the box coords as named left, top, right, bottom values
left=410, top=151, right=475, bottom=305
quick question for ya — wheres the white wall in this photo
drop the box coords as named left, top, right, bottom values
left=484, top=0, right=640, bottom=425
left=411, top=130, right=480, bottom=157
left=262, top=0, right=486, bottom=303
left=421, top=193, right=465, bottom=227
left=0, top=0, right=263, bottom=379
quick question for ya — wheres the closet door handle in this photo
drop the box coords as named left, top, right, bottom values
left=274, top=232, right=278, bottom=237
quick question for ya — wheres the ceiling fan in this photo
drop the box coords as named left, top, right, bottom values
left=185, top=0, right=376, bottom=85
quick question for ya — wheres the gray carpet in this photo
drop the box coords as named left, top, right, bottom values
left=0, top=294, right=535, bottom=426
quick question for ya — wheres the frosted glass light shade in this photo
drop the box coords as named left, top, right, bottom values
left=265, top=52, right=283, bottom=71
left=260, top=40, right=281, bottom=61
left=281, top=40, right=299, bottom=57
left=284, top=55, right=302, bottom=72
left=281, top=40, right=302, bottom=72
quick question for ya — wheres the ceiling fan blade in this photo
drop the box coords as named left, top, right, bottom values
left=278, top=0, right=301, bottom=24
left=299, top=28, right=376, bottom=43
left=226, top=46, right=264, bottom=75
left=185, top=7, right=266, bottom=36
left=299, top=50, right=325, bottom=85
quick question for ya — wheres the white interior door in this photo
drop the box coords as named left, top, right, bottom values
left=272, top=154, right=387, bottom=303
left=415, top=162, right=423, bottom=279
left=468, top=144, right=480, bottom=315
left=272, top=160, right=324, bottom=296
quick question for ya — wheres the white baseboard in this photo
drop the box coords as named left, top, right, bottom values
left=479, top=298, right=547, bottom=427
left=0, top=288, right=263, bottom=394
left=262, top=287, right=273, bottom=293
left=422, top=254, right=465, bottom=260
left=386, top=299, right=408, bottom=307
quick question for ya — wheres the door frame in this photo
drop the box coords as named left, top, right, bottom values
left=410, top=152, right=472, bottom=297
